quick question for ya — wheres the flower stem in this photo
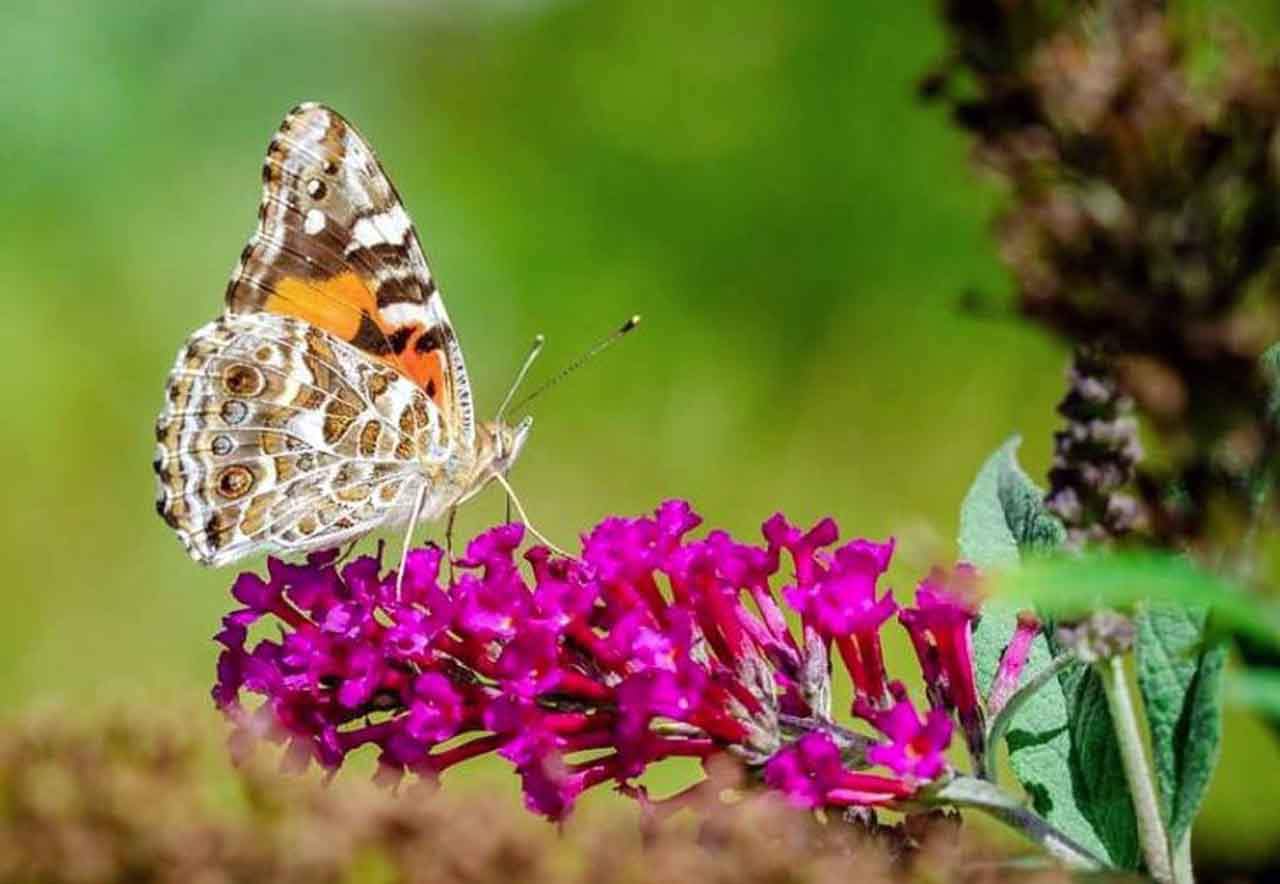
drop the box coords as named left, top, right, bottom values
left=777, top=714, right=873, bottom=763
left=1172, top=833, right=1195, bottom=884
left=1097, top=655, right=1173, bottom=883
left=982, top=650, right=1081, bottom=783
left=928, top=776, right=1108, bottom=871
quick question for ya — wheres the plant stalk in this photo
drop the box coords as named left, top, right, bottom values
left=1097, top=655, right=1173, bottom=883
left=928, top=776, right=1108, bottom=872
left=1172, top=833, right=1195, bottom=884
left=982, top=650, right=1081, bottom=783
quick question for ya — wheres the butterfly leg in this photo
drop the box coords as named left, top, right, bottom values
left=397, top=481, right=431, bottom=595
left=492, top=473, right=573, bottom=559
left=335, top=538, right=361, bottom=565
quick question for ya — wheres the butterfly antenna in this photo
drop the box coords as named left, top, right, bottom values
left=492, top=473, right=572, bottom=558
left=495, top=334, right=546, bottom=421
left=510, top=315, right=641, bottom=415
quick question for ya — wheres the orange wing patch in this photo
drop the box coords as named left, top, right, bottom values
left=265, top=271, right=448, bottom=408
left=267, top=271, right=378, bottom=341
left=400, top=336, right=447, bottom=405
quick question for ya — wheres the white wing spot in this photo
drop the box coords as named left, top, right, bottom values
left=350, top=205, right=411, bottom=251
left=380, top=302, right=429, bottom=326
left=304, top=209, right=327, bottom=236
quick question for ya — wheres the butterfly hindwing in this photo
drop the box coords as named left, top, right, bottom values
left=226, top=102, right=475, bottom=449
left=154, top=312, right=453, bottom=566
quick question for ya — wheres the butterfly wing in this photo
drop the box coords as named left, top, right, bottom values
left=155, top=312, right=458, bottom=566
left=226, top=102, right=475, bottom=449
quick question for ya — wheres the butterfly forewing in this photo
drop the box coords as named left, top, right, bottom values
left=227, top=102, right=474, bottom=448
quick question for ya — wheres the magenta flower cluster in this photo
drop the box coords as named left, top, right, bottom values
left=213, top=502, right=986, bottom=819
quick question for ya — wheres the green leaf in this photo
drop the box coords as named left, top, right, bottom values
left=1231, top=666, right=1280, bottom=743
left=1050, top=649, right=1141, bottom=869
left=1260, top=341, right=1280, bottom=425
left=959, top=436, right=1065, bottom=570
left=961, top=438, right=1134, bottom=866
left=1134, top=604, right=1227, bottom=848
left=999, top=552, right=1280, bottom=652
left=974, top=601, right=1121, bottom=863
left=1231, top=667, right=1280, bottom=721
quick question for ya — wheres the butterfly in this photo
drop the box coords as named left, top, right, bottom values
left=154, top=102, right=537, bottom=569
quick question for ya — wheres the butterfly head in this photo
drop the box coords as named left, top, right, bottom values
left=476, top=415, right=533, bottom=482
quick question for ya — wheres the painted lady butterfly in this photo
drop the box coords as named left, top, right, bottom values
left=154, top=102, right=533, bottom=567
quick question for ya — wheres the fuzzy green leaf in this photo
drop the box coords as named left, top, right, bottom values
left=973, top=601, right=1121, bottom=863
left=959, top=437, right=1023, bottom=570
left=959, top=436, right=1065, bottom=570
left=1134, top=604, right=1227, bottom=848
left=961, top=438, right=1135, bottom=865
left=1260, top=341, right=1280, bottom=425
left=1051, top=650, right=1141, bottom=869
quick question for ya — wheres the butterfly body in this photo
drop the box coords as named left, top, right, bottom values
left=154, top=103, right=528, bottom=566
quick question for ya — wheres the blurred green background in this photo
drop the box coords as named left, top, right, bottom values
left=2, top=0, right=1278, bottom=868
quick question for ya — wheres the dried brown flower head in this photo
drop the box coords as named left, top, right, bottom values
left=0, top=708, right=1075, bottom=884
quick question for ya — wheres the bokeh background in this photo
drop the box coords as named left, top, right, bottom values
left=2, top=0, right=1278, bottom=870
